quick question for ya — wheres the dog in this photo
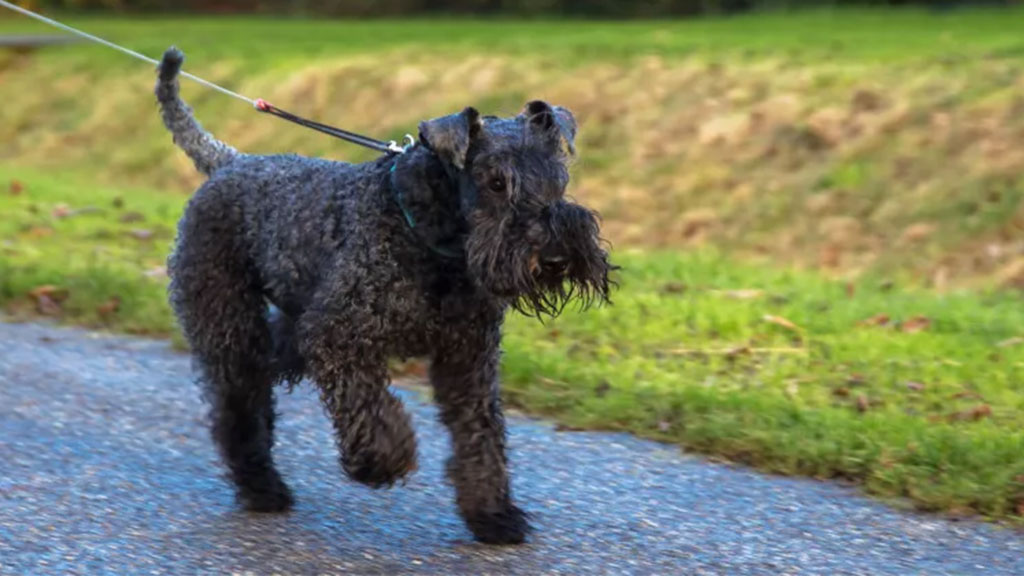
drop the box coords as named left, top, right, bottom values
left=156, top=47, right=612, bottom=545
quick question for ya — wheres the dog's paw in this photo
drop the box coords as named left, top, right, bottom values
left=464, top=504, right=532, bottom=545
left=237, top=476, right=295, bottom=513
left=342, top=410, right=419, bottom=489
left=343, top=443, right=418, bottom=489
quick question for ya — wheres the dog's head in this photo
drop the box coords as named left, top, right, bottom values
left=397, top=101, right=613, bottom=317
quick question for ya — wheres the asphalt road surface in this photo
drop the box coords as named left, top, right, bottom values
left=1, top=321, right=1022, bottom=575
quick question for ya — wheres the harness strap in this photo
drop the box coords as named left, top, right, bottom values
left=389, top=162, right=463, bottom=260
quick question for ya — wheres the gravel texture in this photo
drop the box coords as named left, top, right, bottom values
left=1, top=321, right=1021, bottom=575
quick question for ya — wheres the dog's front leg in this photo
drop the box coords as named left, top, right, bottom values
left=431, top=329, right=530, bottom=545
left=300, top=314, right=418, bottom=488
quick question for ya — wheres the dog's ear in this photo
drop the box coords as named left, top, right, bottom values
left=418, top=107, right=482, bottom=170
left=523, top=100, right=576, bottom=155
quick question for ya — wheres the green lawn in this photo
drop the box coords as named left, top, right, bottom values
left=2, top=10, right=1024, bottom=521
left=3, top=9, right=1024, bottom=63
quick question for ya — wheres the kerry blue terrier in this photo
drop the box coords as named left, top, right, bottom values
left=156, top=47, right=612, bottom=545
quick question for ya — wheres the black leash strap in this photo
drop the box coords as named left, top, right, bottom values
left=255, top=99, right=413, bottom=154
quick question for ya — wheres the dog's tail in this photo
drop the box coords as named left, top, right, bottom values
left=155, top=47, right=238, bottom=176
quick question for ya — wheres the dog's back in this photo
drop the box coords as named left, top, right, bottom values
left=176, top=146, right=399, bottom=315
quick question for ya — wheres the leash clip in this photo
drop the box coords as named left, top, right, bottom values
left=387, top=134, right=416, bottom=154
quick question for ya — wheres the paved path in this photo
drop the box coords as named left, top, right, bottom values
left=1, top=322, right=1021, bottom=575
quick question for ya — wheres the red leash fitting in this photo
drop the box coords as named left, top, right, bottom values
left=254, top=98, right=271, bottom=112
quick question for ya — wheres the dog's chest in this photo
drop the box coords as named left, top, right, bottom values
left=371, top=271, right=442, bottom=358
left=374, top=263, right=482, bottom=359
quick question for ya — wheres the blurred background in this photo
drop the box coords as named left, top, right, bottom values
left=1, top=0, right=1023, bottom=521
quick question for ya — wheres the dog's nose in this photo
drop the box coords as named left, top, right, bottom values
left=541, top=255, right=569, bottom=275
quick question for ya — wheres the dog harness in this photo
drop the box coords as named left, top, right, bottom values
left=389, top=162, right=464, bottom=260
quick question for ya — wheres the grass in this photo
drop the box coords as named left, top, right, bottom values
left=0, top=167, right=177, bottom=336
left=3, top=9, right=1024, bottom=63
left=502, top=254, right=1024, bottom=519
left=2, top=10, right=1024, bottom=520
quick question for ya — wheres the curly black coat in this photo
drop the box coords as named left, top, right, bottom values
left=156, top=47, right=612, bottom=545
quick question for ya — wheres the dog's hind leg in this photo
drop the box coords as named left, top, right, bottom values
left=168, top=193, right=293, bottom=512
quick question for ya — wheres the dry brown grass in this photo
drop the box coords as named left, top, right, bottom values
left=3, top=47, right=1023, bottom=287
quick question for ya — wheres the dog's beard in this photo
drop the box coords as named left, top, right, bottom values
left=466, top=205, right=613, bottom=318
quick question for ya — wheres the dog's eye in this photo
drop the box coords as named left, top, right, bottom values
left=488, top=177, right=505, bottom=193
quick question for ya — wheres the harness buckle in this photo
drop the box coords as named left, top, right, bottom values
left=387, top=134, right=416, bottom=154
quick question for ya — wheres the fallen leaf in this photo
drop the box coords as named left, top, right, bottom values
left=143, top=266, right=168, bottom=279
left=899, top=222, right=936, bottom=244
left=847, top=373, right=867, bottom=386
left=856, top=394, right=870, bottom=413
left=51, top=203, right=72, bottom=219
left=950, top=404, right=992, bottom=422
left=660, top=282, right=687, bottom=294
left=1016, top=500, right=1024, bottom=517
left=845, top=282, right=856, bottom=298
left=901, top=316, right=931, bottom=334
left=29, top=285, right=67, bottom=316
left=819, top=244, right=841, bottom=268
left=28, top=285, right=69, bottom=303
left=35, top=295, right=62, bottom=316
left=725, top=346, right=751, bottom=359
left=951, top=390, right=983, bottom=400
left=9, top=180, right=23, bottom=195
left=657, top=421, right=671, bottom=432
left=833, top=386, right=850, bottom=397
left=997, top=337, right=1023, bottom=348
left=128, top=228, right=154, bottom=240
left=763, top=314, right=802, bottom=332
left=119, top=211, right=145, bottom=223
left=858, top=314, right=890, bottom=327
left=968, top=404, right=992, bottom=420
left=905, top=381, right=926, bottom=392
left=24, top=226, right=54, bottom=238
left=97, top=296, right=121, bottom=318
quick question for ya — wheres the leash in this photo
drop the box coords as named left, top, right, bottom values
left=0, top=0, right=414, bottom=155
